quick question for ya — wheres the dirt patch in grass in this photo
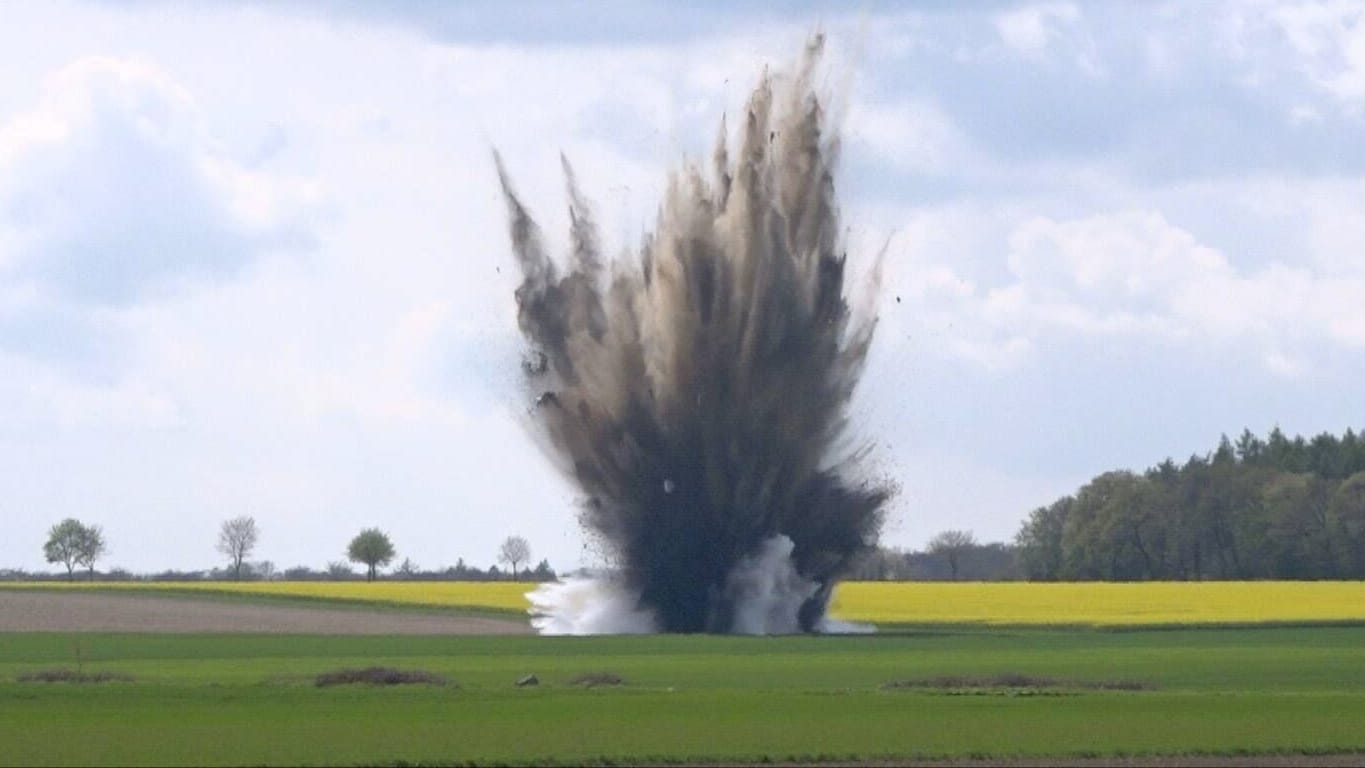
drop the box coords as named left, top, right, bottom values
left=569, top=671, right=626, bottom=687
left=882, top=674, right=1152, bottom=692
left=314, top=666, right=451, bottom=687
left=17, top=669, right=134, bottom=684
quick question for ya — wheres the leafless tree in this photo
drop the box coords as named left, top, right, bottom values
left=217, top=516, right=259, bottom=581
left=928, top=529, right=977, bottom=581
left=498, top=535, right=531, bottom=579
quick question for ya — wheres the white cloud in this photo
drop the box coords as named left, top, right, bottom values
left=992, top=2, right=1101, bottom=75
left=1289, top=103, right=1325, bottom=123
left=1300, top=183, right=1365, bottom=274
left=948, top=333, right=1033, bottom=373
left=119, top=276, right=480, bottom=431
left=879, top=203, right=1365, bottom=375
left=2, top=1, right=1365, bottom=575
left=1143, top=33, right=1180, bottom=79
left=995, top=3, right=1079, bottom=57
left=1006, top=211, right=1230, bottom=307
left=1264, top=349, right=1309, bottom=378
left=1000, top=212, right=1276, bottom=346
left=1270, top=0, right=1365, bottom=111
left=0, top=8, right=797, bottom=572
left=1, top=351, right=181, bottom=429
left=847, top=99, right=975, bottom=174
left=0, top=56, right=320, bottom=306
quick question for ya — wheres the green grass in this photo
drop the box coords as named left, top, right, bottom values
left=2, top=629, right=1364, bottom=765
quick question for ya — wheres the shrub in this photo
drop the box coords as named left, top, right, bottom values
left=17, top=669, right=134, bottom=683
left=314, top=667, right=449, bottom=687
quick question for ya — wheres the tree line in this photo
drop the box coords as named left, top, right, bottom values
left=852, top=530, right=1021, bottom=581
left=22, top=426, right=1364, bottom=584
left=1015, top=427, right=1365, bottom=581
left=26, top=517, right=554, bottom=583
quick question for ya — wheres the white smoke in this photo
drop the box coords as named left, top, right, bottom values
left=527, top=574, right=658, bottom=635
left=816, top=616, right=876, bottom=634
left=527, top=535, right=875, bottom=635
left=722, top=535, right=819, bottom=635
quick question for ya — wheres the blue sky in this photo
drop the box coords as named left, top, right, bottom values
left=3, top=0, right=1364, bottom=574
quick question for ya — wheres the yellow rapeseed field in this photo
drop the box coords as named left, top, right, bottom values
left=4, top=580, right=532, bottom=612
left=7, top=580, right=1365, bottom=626
left=828, top=581, right=1365, bottom=626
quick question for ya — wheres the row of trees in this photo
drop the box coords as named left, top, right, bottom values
left=852, top=532, right=1021, bottom=581
left=338, top=529, right=537, bottom=581
left=39, top=427, right=1360, bottom=584
left=1016, top=427, right=1365, bottom=581
left=41, top=515, right=547, bottom=582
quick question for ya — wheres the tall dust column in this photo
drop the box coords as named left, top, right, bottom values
left=498, top=37, right=891, bottom=633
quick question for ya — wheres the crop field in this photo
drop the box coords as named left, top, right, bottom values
left=1, top=579, right=534, bottom=615
left=829, top=581, right=1365, bottom=626
left=2, top=627, right=1365, bottom=765
left=9, top=579, right=1365, bottom=627
left=5, top=583, right=1365, bottom=764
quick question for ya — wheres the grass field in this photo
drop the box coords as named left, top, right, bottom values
left=9, top=579, right=1365, bottom=626
left=2, top=627, right=1365, bottom=765
left=6, top=582, right=1365, bottom=764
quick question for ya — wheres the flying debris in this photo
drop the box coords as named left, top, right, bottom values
left=499, top=36, right=891, bottom=634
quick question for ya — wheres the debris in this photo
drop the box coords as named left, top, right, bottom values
left=522, top=351, right=548, bottom=376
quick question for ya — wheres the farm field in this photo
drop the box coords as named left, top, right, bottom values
left=2, top=627, right=1365, bottom=765
left=7, top=579, right=1365, bottom=627
left=0, top=590, right=531, bottom=634
left=0, top=580, right=534, bottom=616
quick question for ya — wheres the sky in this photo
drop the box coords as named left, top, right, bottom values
left=3, top=0, right=1365, bottom=575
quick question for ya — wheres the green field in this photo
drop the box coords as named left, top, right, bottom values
left=3, top=627, right=1365, bottom=765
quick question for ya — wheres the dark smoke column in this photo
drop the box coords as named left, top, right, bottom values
left=498, top=37, right=890, bottom=633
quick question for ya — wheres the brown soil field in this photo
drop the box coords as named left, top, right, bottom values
left=0, top=589, right=532, bottom=634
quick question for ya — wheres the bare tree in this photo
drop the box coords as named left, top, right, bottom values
left=928, top=529, right=977, bottom=581
left=216, top=516, right=260, bottom=581
left=498, top=535, right=531, bottom=579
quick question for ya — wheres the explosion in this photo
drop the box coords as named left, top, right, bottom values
left=498, top=36, right=891, bottom=633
